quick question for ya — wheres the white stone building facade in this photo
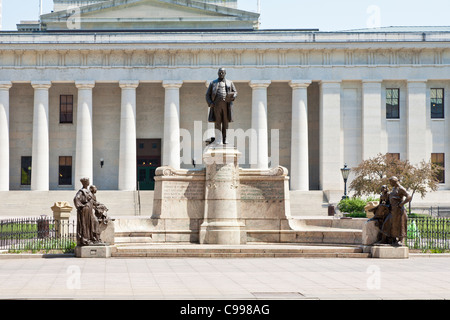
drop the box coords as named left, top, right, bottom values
left=0, top=0, right=450, bottom=215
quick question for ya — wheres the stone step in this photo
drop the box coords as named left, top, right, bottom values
left=115, top=228, right=362, bottom=245
left=0, top=191, right=152, bottom=218
left=111, top=244, right=370, bottom=258
left=246, top=229, right=362, bottom=245
left=113, top=216, right=365, bottom=245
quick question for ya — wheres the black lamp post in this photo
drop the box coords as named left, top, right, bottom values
left=340, top=163, right=351, bottom=200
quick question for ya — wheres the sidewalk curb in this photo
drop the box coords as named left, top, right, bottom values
left=0, top=253, right=75, bottom=259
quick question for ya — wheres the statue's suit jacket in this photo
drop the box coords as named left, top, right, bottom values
left=205, top=78, right=237, bottom=123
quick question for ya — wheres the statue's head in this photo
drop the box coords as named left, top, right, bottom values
left=389, top=176, right=399, bottom=186
left=80, top=177, right=90, bottom=188
left=90, top=185, right=98, bottom=194
left=218, top=68, right=226, bottom=80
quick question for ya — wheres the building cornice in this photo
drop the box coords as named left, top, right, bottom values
left=0, top=45, right=448, bottom=69
left=1, top=30, right=450, bottom=44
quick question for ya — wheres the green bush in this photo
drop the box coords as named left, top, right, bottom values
left=337, top=198, right=366, bottom=215
left=337, top=197, right=378, bottom=217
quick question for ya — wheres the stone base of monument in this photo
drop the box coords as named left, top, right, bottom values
left=362, top=218, right=409, bottom=259
left=362, top=219, right=381, bottom=245
left=371, top=245, right=409, bottom=259
left=151, top=145, right=291, bottom=245
left=199, top=221, right=247, bottom=245
left=75, top=245, right=112, bottom=258
left=99, top=220, right=115, bottom=245
left=75, top=221, right=116, bottom=258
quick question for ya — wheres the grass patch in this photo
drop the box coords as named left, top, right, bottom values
left=8, top=238, right=77, bottom=254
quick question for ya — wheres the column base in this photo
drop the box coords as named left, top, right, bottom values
left=199, top=221, right=247, bottom=245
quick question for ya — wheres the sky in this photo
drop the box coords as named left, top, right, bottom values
left=1, top=0, right=450, bottom=31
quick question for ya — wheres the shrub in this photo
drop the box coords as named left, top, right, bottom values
left=337, top=197, right=378, bottom=217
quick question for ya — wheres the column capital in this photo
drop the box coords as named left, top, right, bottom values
left=162, top=80, right=183, bottom=89
left=119, top=80, right=140, bottom=89
left=31, top=81, right=52, bottom=90
left=75, top=80, right=96, bottom=89
left=249, top=80, right=271, bottom=89
left=289, top=80, right=312, bottom=89
left=0, top=81, right=12, bottom=90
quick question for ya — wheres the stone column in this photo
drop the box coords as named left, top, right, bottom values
left=407, top=80, right=428, bottom=165
left=0, top=82, right=12, bottom=191
left=250, top=80, right=271, bottom=170
left=362, top=80, right=383, bottom=159
left=118, top=80, right=139, bottom=191
left=75, top=81, right=95, bottom=185
left=200, top=146, right=245, bottom=245
left=31, top=81, right=52, bottom=191
left=319, top=81, right=342, bottom=191
left=162, top=80, right=183, bottom=170
left=289, top=80, right=311, bottom=191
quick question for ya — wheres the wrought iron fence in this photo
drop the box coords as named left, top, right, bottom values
left=0, top=216, right=76, bottom=253
left=407, top=216, right=450, bottom=251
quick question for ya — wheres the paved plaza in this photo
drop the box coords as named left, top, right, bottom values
left=0, top=255, right=449, bottom=300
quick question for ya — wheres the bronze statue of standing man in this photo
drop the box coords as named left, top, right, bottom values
left=206, top=68, right=237, bottom=145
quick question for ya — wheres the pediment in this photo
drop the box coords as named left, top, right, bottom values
left=41, top=0, right=259, bottom=30
left=83, top=0, right=225, bottom=19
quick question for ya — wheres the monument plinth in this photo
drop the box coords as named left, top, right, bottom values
left=151, top=143, right=291, bottom=244
left=200, top=145, right=246, bottom=245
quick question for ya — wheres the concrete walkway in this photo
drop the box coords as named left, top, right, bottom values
left=0, top=255, right=449, bottom=300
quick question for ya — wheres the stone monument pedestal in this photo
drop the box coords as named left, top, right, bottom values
left=99, top=220, right=115, bottom=246
left=362, top=219, right=381, bottom=245
left=371, top=245, right=409, bottom=259
left=75, top=245, right=112, bottom=258
left=74, top=221, right=115, bottom=258
left=151, top=146, right=290, bottom=244
left=199, top=145, right=246, bottom=245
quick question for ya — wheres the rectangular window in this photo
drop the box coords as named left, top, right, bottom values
left=60, top=95, right=74, bottom=123
left=431, top=153, right=445, bottom=184
left=431, top=88, right=444, bottom=119
left=59, top=156, right=73, bottom=186
left=386, top=88, right=400, bottom=119
left=21, top=156, right=32, bottom=186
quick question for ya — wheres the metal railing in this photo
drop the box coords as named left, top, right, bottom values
left=429, top=207, right=450, bottom=217
left=0, top=216, right=76, bottom=253
left=407, top=216, right=450, bottom=251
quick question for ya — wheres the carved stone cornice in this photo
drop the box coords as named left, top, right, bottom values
left=122, top=49, right=135, bottom=67
left=14, top=50, right=24, bottom=67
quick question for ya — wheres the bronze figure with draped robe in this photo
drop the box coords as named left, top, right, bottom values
left=73, top=178, right=101, bottom=246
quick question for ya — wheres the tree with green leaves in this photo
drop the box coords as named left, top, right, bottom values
left=349, top=153, right=443, bottom=204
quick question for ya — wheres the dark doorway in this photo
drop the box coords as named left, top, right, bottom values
left=137, top=139, right=161, bottom=191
